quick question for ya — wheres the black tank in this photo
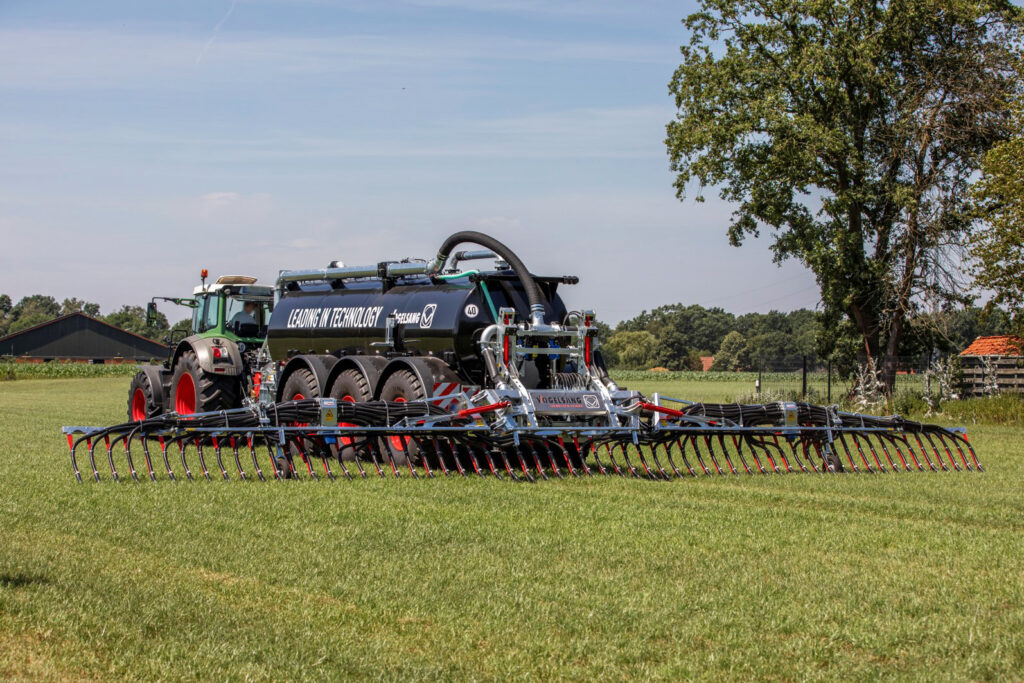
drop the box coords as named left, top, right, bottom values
left=267, top=274, right=570, bottom=385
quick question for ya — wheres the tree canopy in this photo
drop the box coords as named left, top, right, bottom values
left=104, top=305, right=170, bottom=340
left=666, top=0, right=1023, bottom=386
left=4, top=295, right=61, bottom=335
left=972, top=101, right=1024, bottom=332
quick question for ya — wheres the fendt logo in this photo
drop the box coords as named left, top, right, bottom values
left=420, top=303, right=437, bottom=328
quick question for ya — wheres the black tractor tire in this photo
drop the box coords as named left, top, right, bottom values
left=169, top=350, right=240, bottom=415
left=328, top=369, right=373, bottom=462
left=377, top=369, right=427, bottom=466
left=127, top=369, right=165, bottom=422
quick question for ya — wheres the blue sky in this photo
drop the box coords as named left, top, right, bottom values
left=0, top=0, right=820, bottom=324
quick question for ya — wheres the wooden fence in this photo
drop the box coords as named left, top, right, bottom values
left=961, top=356, right=1024, bottom=396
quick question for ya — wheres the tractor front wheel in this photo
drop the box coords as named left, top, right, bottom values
left=127, top=369, right=164, bottom=422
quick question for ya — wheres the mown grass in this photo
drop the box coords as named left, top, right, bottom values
left=1, top=377, right=1023, bottom=680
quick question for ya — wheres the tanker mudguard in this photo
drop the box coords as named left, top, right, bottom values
left=277, top=354, right=338, bottom=400
left=374, top=356, right=462, bottom=400
left=326, top=355, right=386, bottom=397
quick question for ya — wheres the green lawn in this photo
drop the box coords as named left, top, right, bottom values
left=1, top=377, right=1022, bottom=680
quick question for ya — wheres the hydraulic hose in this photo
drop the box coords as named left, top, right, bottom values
left=429, top=231, right=547, bottom=327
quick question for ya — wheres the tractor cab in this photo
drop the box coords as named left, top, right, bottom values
left=191, top=275, right=274, bottom=343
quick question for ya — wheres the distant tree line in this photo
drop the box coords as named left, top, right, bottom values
left=0, top=294, right=190, bottom=342
left=600, top=304, right=1013, bottom=372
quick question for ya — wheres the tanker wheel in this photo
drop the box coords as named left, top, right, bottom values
left=328, top=369, right=372, bottom=462
left=279, top=369, right=321, bottom=476
left=281, top=368, right=319, bottom=402
left=169, top=350, right=240, bottom=415
left=127, top=370, right=164, bottom=422
left=378, top=369, right=426, bottom=466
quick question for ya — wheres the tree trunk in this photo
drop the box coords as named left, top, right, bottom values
left=880, top=315, right=903, bottom=392
left=849, top=299, right=880, bottom=365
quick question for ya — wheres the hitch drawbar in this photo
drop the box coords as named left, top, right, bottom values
left=63, top=397, right=982, bottom=483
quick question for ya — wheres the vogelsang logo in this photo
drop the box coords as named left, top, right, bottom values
left=420, top=303, right=438, bottom=328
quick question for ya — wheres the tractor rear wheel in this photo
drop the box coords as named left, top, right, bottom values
left=127, top=369, right=164, bottom=422
left=378, top=369, right=426, bottom=466
left=169, top=350, right=240, bottom=415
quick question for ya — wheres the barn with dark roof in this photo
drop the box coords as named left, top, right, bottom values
left=0, top=313, right=167, bottom=363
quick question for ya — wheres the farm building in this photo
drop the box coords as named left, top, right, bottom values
left=0, top=313, right=167, bottom=363
left=959, top=335, right=1024, bottom=396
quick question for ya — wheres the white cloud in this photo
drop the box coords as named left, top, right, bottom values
left=196, top=192, right=273, bottom=223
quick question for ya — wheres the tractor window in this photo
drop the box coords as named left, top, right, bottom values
left=225, top=298, right=269, bottom=326
left=196, top=296, right=219, bottom=333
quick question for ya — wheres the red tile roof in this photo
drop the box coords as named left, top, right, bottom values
left=700, top=356, right=714, bottom=372
left=959, top=335, right=1023, bottom=357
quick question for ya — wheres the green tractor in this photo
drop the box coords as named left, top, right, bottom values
left=127, top=272, right=274, bottom=420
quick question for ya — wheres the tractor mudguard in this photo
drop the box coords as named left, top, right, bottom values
left=175, top=336, right=244, bottom=377
left=138, top=364, right=171, bottom=402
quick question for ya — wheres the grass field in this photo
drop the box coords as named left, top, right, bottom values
left=1, top=377, right=1023, bottom=680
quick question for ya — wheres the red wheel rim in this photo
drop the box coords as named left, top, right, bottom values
left=131, top=388, right=147, bottom=421
left=390, top=396, right=407, bottom=451
left=293, top=393, right=305, bottom=400
left=175, top=373, right=197, bottom=415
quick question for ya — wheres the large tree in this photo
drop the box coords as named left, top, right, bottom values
left=104, top=305, right=169, bottom=341
left=667, top=0, right=1022, bottom=387
left=971, top=102, right=1024, bottom=331
left=61, top=297, right=101, bottom=317
left=6, top=295, right=61, bottom=334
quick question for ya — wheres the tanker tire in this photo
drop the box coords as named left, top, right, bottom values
left=329, top=369, right=372, bottom=462
left=127, top=370, right=164, bottom=422
left=378, top=369, right=426, bottom=466
left=329, top=368, right=372, bottom=402
left=170, top=350, right=240, bottom=415
left=280, top=369, right=320, bottom=477
left=281, top=368, right=319, bottom=401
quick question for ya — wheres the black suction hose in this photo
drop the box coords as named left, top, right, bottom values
left=431, top=231, right=547, bottom=326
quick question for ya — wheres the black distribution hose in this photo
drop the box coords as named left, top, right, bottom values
left=432, top=231, right=546, bottom=325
